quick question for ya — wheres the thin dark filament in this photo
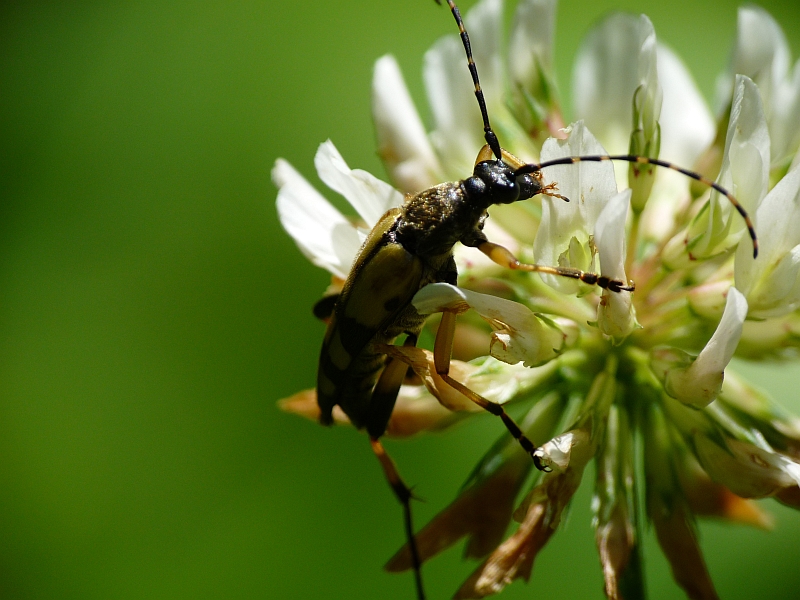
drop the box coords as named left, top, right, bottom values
left=515, top=154, right=758, bottom=258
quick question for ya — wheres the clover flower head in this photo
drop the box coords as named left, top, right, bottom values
left=274, top=0, right=800, bottom=597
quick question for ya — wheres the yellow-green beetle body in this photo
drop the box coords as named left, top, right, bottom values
left=316, top=162, right=545, bottom=438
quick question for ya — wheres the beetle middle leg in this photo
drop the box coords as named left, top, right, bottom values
left=368, top=333, right=426, bottom=600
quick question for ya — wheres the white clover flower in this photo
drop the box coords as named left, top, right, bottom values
left=274, top=0, right=800, bottom=598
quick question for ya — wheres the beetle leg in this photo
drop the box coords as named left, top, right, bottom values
left=370, top=437, right=425, bottom=600
left=476, top=240, right=635, bottom=293
left=367, top=334, right=425, bottom=600
left=434, top=310, right=550, bottom=472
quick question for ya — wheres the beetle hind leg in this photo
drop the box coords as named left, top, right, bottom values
left=370, top=437, right=426, bottom=600
left=367, top=333, right=426, bottom=600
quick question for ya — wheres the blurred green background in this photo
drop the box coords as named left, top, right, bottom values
left=2, top=0, right=800, bottom=598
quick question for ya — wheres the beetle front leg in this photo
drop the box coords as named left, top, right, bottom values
left=434, top=310, right=550, bottom=472
left=475, top=240, right=635, bottom=293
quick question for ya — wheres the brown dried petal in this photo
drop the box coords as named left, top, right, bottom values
left=453, top=502, right=553, bottom=599
left=277, top=389, right=350, bottom=426
left=385, top=459, right=528, bottom=572
left=278, top=384, right=469, bottom=437
left=596, top=503, right=634, bottom=600
left=775, top=485, right=800, bottom=509
left=653, top=507, right=720, bottom=600
left=680, top=460, right=773, bottom=529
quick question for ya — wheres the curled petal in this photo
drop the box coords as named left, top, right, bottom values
left=314, top=140, right=404, bottom=227
left=372, top=55, right=442, bottom=192
left=413, top=283, right=573, bottom=367
left=534, top=430, right=589, bottom=472
left=664, top=288, right=748, bottom=407
left=273, top=158, right=362, bottom=279
left=694, top=434, right=800, bottom=498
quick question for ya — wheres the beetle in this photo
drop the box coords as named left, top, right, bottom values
left=311, top=2, right=758, bottom=598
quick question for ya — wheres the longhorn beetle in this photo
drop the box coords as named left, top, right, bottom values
left=313, top=1, right=758, bottom=598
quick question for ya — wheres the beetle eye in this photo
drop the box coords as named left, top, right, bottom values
left=493, top=179, right=520, bottom=204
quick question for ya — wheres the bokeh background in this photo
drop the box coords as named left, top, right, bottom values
left=3, top=0, right=800, bottom=598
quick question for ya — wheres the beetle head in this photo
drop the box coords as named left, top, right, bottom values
left=464, top=160, right=544, bottom=207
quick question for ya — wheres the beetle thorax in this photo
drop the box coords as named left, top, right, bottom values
left=394, top=182, right=486, bottom=257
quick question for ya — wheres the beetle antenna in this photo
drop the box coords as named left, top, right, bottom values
left=437, top=0, right=502, bottom=159
left=515, top=154, right=759, bottom=258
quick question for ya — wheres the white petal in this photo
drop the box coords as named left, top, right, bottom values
left=460, top=0, right=505, bottom=115
left=533, top=429, right=593, bottom=474
left=273, top=158, right=362, bottom=279
left=572, top=13, right=658, bottom=154
left=735, top=164, right=800, bottom=317
left=314, top=140, right=404, bottom=228
left=657, top=45, right=715, bottom=167
left=595, top=190, right=630, bottom=282
left=772, top=60, right=800, bottom=167
left=665, top=287, right=748, bottom=407
left=694, top=434, right=798, bottom=498
left=508, top=0, right=556, bottom=105
left=691, top=75, right=770, bottom=258
left=424, top=0, right=504, bottom=177
left=638, top=45, right=714, bottom=243
left=424, top=34, right=483, bottom=177
left=595, top=190, right=636, bottom=342
left=534, top=122, right=618, bottom=293
left=412, top=283, right=569, bottom=367
left=716, top=6, right=790, bottom=117
left=372, top=55, right=443, bottom=192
